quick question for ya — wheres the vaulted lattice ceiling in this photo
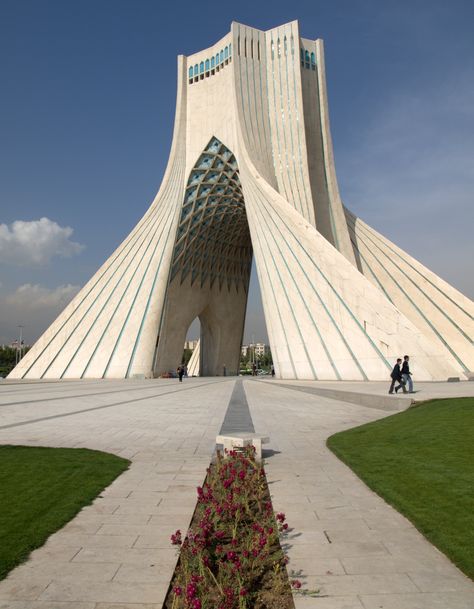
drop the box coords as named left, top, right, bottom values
left=170, top=137, right=252, bottom=291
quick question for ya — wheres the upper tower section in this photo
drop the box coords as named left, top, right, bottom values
left=177, top=21, right=354, bottom=262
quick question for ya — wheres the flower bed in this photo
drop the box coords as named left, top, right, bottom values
left=165, top=447, right=297, bottom=609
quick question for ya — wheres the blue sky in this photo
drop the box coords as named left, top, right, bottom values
left=1, top=0, right=473, bottom=345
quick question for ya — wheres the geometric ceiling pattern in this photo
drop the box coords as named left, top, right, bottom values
left=170, top=136, right=252, bottom=291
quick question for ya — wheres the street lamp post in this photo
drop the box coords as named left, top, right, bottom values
left=17, top=325, right=24, bottom=364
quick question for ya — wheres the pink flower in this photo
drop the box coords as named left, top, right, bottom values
left=170, top=530, right=182, bottom=545
left=186, top=582, right=197, bottom=599
left=239, top=587, right=248, bottom=596
left=191, top=599, right=202, bottom=609
left=173, top=586, right=182, bottom=596
left=292, top=579, right=302, bottom=589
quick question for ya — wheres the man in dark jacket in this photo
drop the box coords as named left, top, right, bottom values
left=401, top=355, right=414, bottom=393
left=389, top=358, right=406, bottom=394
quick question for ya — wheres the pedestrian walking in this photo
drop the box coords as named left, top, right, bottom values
left=388, top=358, right=405, bottom=394
left=401, top=355, right=414, bottom=393
left=177, top=365, right=184, bottom=382
left=271, top=365, right=275, bottom=378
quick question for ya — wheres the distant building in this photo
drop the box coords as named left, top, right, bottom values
left=184, top=340, right=199, bottom=351
left=253, top=343, right=269, bottom=358
left=241, top=343, right=269, bottom=359
left=9, top=340, right=25, bottom=350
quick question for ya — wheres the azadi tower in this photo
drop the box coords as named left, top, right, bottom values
left=10, top=21, right=473, bottom=381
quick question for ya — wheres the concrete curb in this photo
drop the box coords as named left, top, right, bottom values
left=267, top=381, right=414, bottom=411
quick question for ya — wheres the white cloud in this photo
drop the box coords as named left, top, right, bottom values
left=0, top=283, right=81, bottom=344
left=0, top=217, right=84, bottom=266
left=5, top=283, right=81, bottom=310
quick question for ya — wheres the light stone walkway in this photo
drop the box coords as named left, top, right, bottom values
left=246, top=379, right=474, bottom=609
left=0, top=378, right=234, bottom=609
left=0, top=378, right=473, bottom=608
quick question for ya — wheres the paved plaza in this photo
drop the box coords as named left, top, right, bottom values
left=0, top=377, right=473, bottom=608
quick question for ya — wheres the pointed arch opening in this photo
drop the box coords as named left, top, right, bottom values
left=153, top=137, right=252, bottom=377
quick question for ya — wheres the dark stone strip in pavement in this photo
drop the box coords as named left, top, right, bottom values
left=219, top=379, right=255, bottom=434
left=0, top=379, right=232, bottom=431
left=0, top=384, right=172, bottom=408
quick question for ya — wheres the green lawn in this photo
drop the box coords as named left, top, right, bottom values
left=327, top=397, right=474, bottom=579
left=0, top=445, right=129, bottom=580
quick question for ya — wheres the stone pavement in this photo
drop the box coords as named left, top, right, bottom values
left=0, top=377, right=473, bottom=608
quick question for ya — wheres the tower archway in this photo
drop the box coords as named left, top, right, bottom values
left=153, top=137, right=252, bottom=377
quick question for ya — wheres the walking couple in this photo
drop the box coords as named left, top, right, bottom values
left=389, top=355, right=414, bottom=394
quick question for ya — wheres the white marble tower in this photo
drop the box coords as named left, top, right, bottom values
left=10, top=21, right=474, bottom=381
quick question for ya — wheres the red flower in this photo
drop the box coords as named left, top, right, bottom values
left=186, top=582, right=197, bottom=599
left=170, top=530, right=182, bottom=545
